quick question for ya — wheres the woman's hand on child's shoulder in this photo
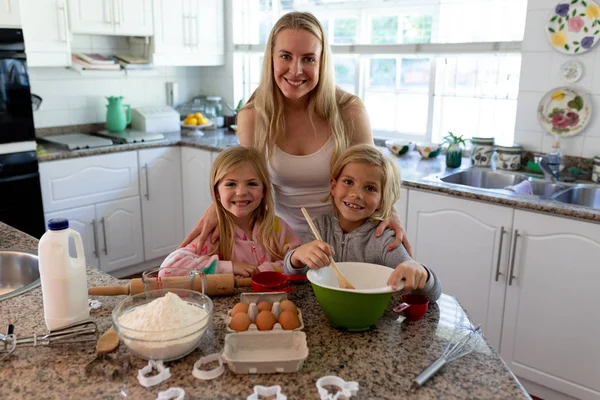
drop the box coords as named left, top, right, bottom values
left=387, top=260, right=428, bottom=291
left=290, top=240, right=335, bottom=270
left=233, top=262, right=259, bottom=277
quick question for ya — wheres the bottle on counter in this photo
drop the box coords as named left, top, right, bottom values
left=38, top=218, right=89, bottom=331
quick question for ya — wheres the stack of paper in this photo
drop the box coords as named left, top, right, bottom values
left=71, top=53, right=120, bottom=71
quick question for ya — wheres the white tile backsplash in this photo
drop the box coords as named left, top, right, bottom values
left=515, top=91, right=545, bottom=131
left=518, top=52, right=553, bottom=92
left=542, top=132, right=584, bottom=156
left=582, top=137, right=600, bottom=158
left=514, top=129, right=544, bottom=150
left=549, top=51, right=596, bottom=90
left=522, top=10, right=550, bottom=52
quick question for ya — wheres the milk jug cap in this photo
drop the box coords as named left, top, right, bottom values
left=48, top=218, right=69, bottom=231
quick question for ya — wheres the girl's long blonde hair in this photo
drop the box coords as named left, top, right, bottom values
left=329, top=144, right=401, bottom=222
left=244, top=11, right=357, bottom=165
left=210, top=147, right=283, bottom=261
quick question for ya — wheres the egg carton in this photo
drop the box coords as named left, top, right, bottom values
left=226, top=292, right=304, bottom=333
left=221, top=330, right=308, bottom=374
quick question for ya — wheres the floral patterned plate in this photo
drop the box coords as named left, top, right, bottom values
left=537, top=87, right=592, bottom=137
left=546, top=0, right=600, bottom=55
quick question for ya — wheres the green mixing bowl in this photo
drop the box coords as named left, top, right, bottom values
left=307, top=262, right=402, bottom=331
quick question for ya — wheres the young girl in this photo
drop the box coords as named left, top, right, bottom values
left=284, top=144, right=441, bottom=301
left=160, top=147, right=301, bottom=277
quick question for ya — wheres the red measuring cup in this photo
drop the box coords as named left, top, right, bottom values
left=251, top=271, right=306, bottom=292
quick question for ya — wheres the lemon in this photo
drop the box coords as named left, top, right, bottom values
left=187, top=117, right=198, bottom=126
left=195, top=112, right=204, bottom=120
left=551, top=91, right=565, bottom=101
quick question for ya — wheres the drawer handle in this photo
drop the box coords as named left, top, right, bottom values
left=143, top=164, right=150, bottom=200
left=508, top=230, right=520, bottom=286
left=101, top=217, right=108, bottom=255
left=494, top=226, right=505, bottom=282
left=91, top=219, right=99, bottom=258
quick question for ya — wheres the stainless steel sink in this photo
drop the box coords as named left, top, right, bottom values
left=552, top=186, right=600, bottom=209
left=439, top=168, right=529, bottom=189
left=0, top=250, right=40, bottom=301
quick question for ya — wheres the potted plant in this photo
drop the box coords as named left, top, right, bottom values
left=224, top=98, right=244, bottom=132
left=443, top=132, right=468, bottom=168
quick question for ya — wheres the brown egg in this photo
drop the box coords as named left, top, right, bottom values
left=231, top=302, right=249, bottom=316
left=278, top=310, right=301, bottom=330
left=254, top=310, right=276, bottom=331
left=279, top=300, right=298, bottom=314
left=257, top=301, right=272, bottom=313
left=229, top=313, right=252, bottom=331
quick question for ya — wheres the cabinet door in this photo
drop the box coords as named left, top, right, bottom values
left=44, top=205, right=99, bottom=269
left=113, top=0, right=153, bottom=36
left=0, top=0, right=21, bottom=28
left=188, top=0, right=224, bottom=65
left=152, top=0, right=189, bottom=64
left=181, top=147, right=213, bottom=236
left=68, top=0, right=114, bottom=34
left=139, top=147, right=183, bottom=260
left=395, top=188, right=408, bottom=231
left=501, top=210, right=600, bottom=400
left=21, top=0, right=71, bottom=67
left=407, top=190, right=513, bottom=350
left=95, top=197, right=144, bottom=273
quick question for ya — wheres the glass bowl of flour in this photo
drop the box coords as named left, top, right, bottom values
left=112, top=289, right=213, bottom=361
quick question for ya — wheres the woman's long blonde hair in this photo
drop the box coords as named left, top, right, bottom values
left=329, top=144, right=401, bottom=222
left=209, top=147, right=283, bottom=261
left=244, top=11, right=357, bottom=164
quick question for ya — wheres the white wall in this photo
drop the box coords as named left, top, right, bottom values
left=30, top=35, right=205, bottom=128
left=514, top=0, right=600, bottom=157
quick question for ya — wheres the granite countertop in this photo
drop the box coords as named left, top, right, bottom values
left=35, top=129, right=600, bottom=223
left=0, top=222, right=530, bottom=399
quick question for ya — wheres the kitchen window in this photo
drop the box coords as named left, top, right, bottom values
left=233, top=0, right=527, bottom=144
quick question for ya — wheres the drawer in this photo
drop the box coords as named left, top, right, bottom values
left=39, top=151, right=139, bottom=212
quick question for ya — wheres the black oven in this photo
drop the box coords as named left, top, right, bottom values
left=0, top=28, right=35, bottom=145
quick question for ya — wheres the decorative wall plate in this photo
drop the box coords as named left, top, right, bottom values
left=561, top=60, right=584, bottom=83
left=537, top=86, right=592, bottom=137
left=546, top=0, right=600, bottom=55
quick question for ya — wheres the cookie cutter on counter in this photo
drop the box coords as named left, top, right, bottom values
left=316, top=376, right=359, bottom=400
left=192, top=352, right=225, bottom=380
left=137, top=360, right=171, bottom=388
left=157, top=387, right=185, bottom=400
left=0, top=319, right=98, bottom=362
left=247, top=385, right=287, bottom=400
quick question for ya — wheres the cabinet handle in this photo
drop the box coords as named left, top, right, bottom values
left=182, top=15, right=189, bottom=46
left=104, top=0, right=112, bottom=23
left=494, top=226, right=505, bottom=282
left=91, top=219, right=99, bottom=258
left=113, top=0, right=121, bottom=25
left=508, top=229, right=520, bottom=286
left=57, top=1, right=68, bottom=43
left=191, top=16, right=198, bottom=48
left=101, top=217, right=108, bottom=255
left=143, top=164, right=150, bottom=200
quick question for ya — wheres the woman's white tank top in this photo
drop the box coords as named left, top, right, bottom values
left=268, top=136, right=334, bottom=239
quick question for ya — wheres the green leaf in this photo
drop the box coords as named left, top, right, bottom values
left=573, top=8, right=577, bottom=16
left=560, top=23, right=565, bottom=31
left=549, top=27, right=556, bottom=33
left=551, top=15, right=558, bottom=22
left=582, top=0, right=587, bottom=5
left=575, top=46, right=580, bottom=52
left=567, top=95, right=584, bottom=111
left=565, top=44, right=570, bottom=50
left=574, top=41, right=580, bottom=44
left=559, top=17, right=563, bottom=24
left=596, top=30, right=600, bottom=35
left=580, top=13, right=586, bottom=16
left=571, top=0, right=578, bottom=3
left=585, top=26, right=589, bottom=32
left=567, top=15, right=571, bottom=20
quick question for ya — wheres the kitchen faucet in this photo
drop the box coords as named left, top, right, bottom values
left=538, top=153, right=561, bottom=182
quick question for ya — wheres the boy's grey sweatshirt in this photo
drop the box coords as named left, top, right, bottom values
left=284, top=213, right=442, bottom=302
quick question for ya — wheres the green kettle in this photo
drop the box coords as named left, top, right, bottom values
left=105, top=96, right=131, bottom=132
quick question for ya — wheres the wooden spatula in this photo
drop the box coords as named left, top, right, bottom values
left=96, top=326, right=119, bottom=354
left=301, top=207, right=355, bottom=290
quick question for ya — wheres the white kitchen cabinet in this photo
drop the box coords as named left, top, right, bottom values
left=21, top=0, right=71, bottom=67
left=138, top=147, right=184, bottom=261
left=68, top=0, right=153, bottom=36
left=407, top=190, right=513, bottom=350
left=395, top=188, right=408, bottom=230
left=500, top=210, right=600, bottom=400
left=152, top=0, right=224, bottom=66
left=181, top=147, right=215, bottom=236
left=0, top=0, right=21, bottom=28
left=44, top=205, right=99, bottom=269
left=95, top=197, right=144, bottom=272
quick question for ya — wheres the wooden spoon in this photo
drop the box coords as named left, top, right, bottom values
left=301, top=207, right=355, bottom=290
left=96, top=326, right=119, bottom=354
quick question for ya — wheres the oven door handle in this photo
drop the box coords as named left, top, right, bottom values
left=0, top=172, right=40, bottom=183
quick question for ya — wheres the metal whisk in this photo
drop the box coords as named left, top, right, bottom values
left=411, top=323, right=483, bottom=391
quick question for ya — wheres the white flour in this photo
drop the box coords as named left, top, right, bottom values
left=118, top=292, right=209, bottom=360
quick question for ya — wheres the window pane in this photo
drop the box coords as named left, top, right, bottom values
left=365, top=92, right=396, bottom=132
left=371, top=16, right=398, bottom=44
left=365, top=92, right=428, bottom=134
left=333, top=18, right=357, bottom=44
left=400, top=58, right=430, bottom=90
left=334, top=56, right=356, bottom=86
left=401, top=15, right=433, bottom=44
left=369, top=58, right=396, bottom=88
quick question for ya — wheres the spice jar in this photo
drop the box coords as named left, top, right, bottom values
left=494, top=143, right=523, bottom=171
left=592, top=155, right=600, bottom=183
left=470, top=137, right=494, bottom=167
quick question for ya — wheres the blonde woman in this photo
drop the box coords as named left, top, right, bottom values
left=181, top=11, right=412, bottom=255
left=160, top=147, right=301, bottom=277
left=285, top=145, right=441, bottom=300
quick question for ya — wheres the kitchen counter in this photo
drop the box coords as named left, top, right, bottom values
left=36, top=129, right=600, bottom=224
left=0, top=221, right=530, bottom=399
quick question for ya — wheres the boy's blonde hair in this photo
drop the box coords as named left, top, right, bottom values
left=244, top=11, right=357, bottom=165
left=330, top=144, right=401, bottom=222
left=210, top=147, right=283, bottom=261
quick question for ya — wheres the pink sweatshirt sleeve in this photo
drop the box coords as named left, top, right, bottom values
left=159, top=238, right=233, bottom=275
left=255, top=217, right=302, bottom=274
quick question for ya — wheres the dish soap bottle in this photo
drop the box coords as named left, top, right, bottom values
left=38, top=218, right=89, bottom=331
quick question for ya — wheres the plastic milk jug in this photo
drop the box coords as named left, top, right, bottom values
left=38, top=218, right=89, bottom=331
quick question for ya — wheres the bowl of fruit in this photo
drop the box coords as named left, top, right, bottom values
left=182, top=112, right=213, bottom=129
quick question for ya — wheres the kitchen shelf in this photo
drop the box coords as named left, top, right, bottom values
left=67, top=67, right=126, bottom=77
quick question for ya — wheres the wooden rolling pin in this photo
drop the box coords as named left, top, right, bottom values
left=88, top=274, right=252, bottom=297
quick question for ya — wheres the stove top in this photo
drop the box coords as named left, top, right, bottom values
left=42, top=133, right=114, bottom=150
left=94, top=130, right=165, bottom=144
